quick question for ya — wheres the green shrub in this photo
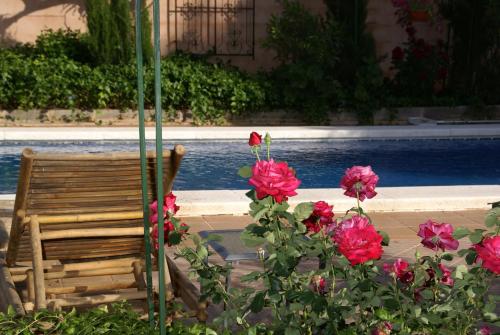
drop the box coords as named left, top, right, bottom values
left=32, top=29, right=93, bottom=64
left=440, top=0, right=500, bottom=105
left=264, top=0, right=343, bottom=122
left=86, top=0, right=133, bottom=65
left=0, top=49, right=266, bottom=123
left=0, top=303, right=214, bottom=335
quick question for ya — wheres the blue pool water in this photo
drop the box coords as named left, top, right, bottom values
left=1, top=139, right=499, bottom=194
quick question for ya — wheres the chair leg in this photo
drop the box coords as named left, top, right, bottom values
left=133, top=261, right=146, bottom=291
left=162, top=250, right=175, bottom=302
left=26, top=269, right=35, bottom=303
left=30, top=215, right=47, bottom=310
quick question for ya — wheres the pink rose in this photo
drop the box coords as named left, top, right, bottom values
left=340, top=166, right=379, bottom=201
left=149, top=192, right=180, bottom=224
left=480, top=326, right=491, bottom=335
left=438, top=263, right=454, bottom=287
left=248, top=131, right=262, bottom=146
left=417, top=220, right=459, bottom=251
left=336, top=214, right=370, bottom=232
left=474, top=236, right=500, bottom=275
left=164, top=192, right=180, bottom=214
left=334, top=220, right=383, bottom=265
left=248, top=159, right=301, bottom=203
left=303, top=201, right=334, bottom=233
left=383, top=258, right=414, bottom=284
left=149, top=200, right=165, bottom=224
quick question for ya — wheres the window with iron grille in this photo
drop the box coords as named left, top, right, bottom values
left=167, top=0, right=255, bottom=56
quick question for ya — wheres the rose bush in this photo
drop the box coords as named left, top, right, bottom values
left=176, top=132, right=499, bottom=334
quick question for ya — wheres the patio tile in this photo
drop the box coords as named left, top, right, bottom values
left=180, top=216, right=211, bottom=232
left=369, top=212, right=412, bottom=227
left=202, top=214, right=252, bottom=230
left=382, top=212, right=430, bottom=231
left=379, top=226, right=418, bottom=239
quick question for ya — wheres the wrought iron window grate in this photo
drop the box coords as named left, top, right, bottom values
left=167, top=0, right=255, bottom=56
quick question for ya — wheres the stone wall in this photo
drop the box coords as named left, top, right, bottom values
left=2, top=107, right=500, bottom=127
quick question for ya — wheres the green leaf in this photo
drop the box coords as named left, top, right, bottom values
left=196, top=244, right=208, bottom=260
left=264, top=231, right=275, bottom=244
left=238, top=165, right=253, bottom=178
left=378, top=230, right=390, bottom=246
left=240, top=229, right=266, bottom=247
left=441, top=253, right=453, bottom=261
left=485, top=208, right=499, bottom=228
left=375, top=308, right=391, bottom=321
left=289, top=303, right=303, bottom=312
left=452, top=227, right=471, bottom=239
left=296, top=222, right=307, bottom=234
left=245, top=190, right=257, bottom=201
left=280, top=212, right=295, bottom=226
left=6, top=305, right=15, bottom=317
left=250, top=292, right=266, bottom=313
left=465, top=250, right=477, bottom=265
left=469, top=229, right=486, bottom=244
left=168, top=231, right=182, bottom=245
left=457, top=248, right=470, bottom=257
left=241, top=271, right=262, bottom=282
left=420, top=289, right=434, bottom=300
left=272, top=201, right=290, bottom=212
left=293, top=202, right=313, bottom=222
left=285, top=328, right=301, bottom=335
left=454, top=264, right=468, bottom=279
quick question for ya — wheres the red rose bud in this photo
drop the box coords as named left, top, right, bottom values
left=248, top=131, right=262, bottom=146
left=438, top=263, right=454, bottom=287
left=311, top=275, right=327, bottom=294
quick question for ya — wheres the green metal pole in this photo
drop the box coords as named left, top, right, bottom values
left=134, top=0, right=155, bottom=326
left=152, top=0, right=166, bottom=333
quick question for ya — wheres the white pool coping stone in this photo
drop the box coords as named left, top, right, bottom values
left=0, top=185, right=497, bottom=215
left=1, top=124, right=500, bottom=141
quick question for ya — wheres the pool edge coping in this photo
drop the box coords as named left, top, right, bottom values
left=1, top=185, right=498, bottom=216
left=2, top=124, right=500, bottom=141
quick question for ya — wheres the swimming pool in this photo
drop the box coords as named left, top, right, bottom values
left=1, top=139, right=499, bottom=194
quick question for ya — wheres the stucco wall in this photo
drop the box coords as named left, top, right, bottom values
left=0, top=0, right=86, bottom=45
left=0, top=0, right=445, bottom=74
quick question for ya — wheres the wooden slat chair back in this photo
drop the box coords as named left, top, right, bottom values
left=7, top=147, right=183, bottom=264
left=4, top=146, right=206, bottom=320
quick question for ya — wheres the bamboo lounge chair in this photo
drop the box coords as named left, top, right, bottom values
left=1, top=147, right=206, bottom=320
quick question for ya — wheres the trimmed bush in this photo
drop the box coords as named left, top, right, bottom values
left=0, top=46, right=266, bottom=124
